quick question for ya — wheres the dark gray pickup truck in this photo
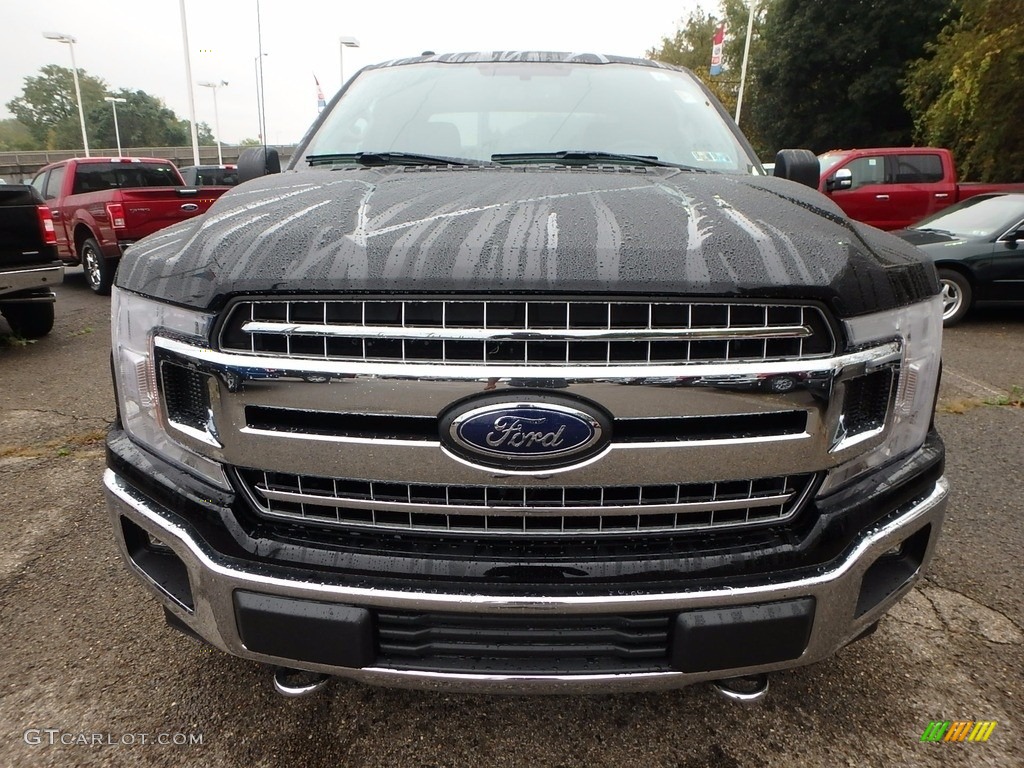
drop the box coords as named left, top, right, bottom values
left=0, top=183, right=62, bottom=338
left=104, top=52, right=948, bottom=699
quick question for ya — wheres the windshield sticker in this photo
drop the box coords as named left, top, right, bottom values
left=691, top=151, right=732, bottom=164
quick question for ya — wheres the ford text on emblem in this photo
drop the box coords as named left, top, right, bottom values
left=440, top=395, right=612, bottom=471
left=180, top=203, right=199, bottom=212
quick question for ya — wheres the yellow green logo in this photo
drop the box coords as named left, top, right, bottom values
left=920, top=721, right=997, bottom=743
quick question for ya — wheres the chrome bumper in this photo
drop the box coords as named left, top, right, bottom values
left=105, top=468, right=947, bottom=694
left=0, top=263, right=63, bottom=298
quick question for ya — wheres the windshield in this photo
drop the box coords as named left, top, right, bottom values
left=301, top=61, right=756, bottom=172
left=912, top=194, right=1024, bottom=238
left=817, top=152, right=850, bottom=176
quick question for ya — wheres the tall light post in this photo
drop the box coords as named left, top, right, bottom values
left=735, top=1, right=758, bottom=126
left=178, top=0, right=200, bottom=166
left=339, top=36, right=360, bottom=90
left=104, top=96, right=127, bottom=157
left=253, top=54, right=268, bottom=142
left=42, top=31, right=90, bottom=157
left=198, top=80, right=227, bottom=165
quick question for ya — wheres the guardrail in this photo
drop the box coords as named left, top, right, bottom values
left=0, top=145, right=297, bottom=182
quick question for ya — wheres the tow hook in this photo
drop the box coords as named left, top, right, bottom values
left=272, top=668, right=331, bottom=698
left=711, top=674, right=770, bottom=703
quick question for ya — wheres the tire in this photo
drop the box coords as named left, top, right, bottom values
left=938, top=268, right=972, bottom=327
left=81, top=237, right=116, bottom=295
left=1, top=302, right=55, bottom=338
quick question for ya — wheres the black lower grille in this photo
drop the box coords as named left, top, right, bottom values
left=376, top=610, right=672, bottom=674
left=843, top=369, right=895, bottom=436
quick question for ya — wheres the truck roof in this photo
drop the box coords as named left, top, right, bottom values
left=370, top=50, right=680, bottom=72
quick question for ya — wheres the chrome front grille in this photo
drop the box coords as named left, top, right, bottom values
left=218, top=298, right=835, bottom=365
left=235, top=469, right=817, bottom=536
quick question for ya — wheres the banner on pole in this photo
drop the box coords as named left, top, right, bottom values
left=710, top=23, right=726, bottom=76
left=314, top=74, right=327, bottom=113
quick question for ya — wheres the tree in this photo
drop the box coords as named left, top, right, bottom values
left=88, top=88, right=214, bottom=150
left=905, top=0, right=1024, bottom=182
left=748, top=0, right=954, bottom=156
left=0, top=118, right=39, bottom=151
left=6, top=64, right=108, bottom=149
left=646, top=2, right=770, bottom=152
left=7, top=66, right=216, bottom=152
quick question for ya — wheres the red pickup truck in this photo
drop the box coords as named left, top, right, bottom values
left=817, top=147, right=1024, bottom=231
left=30, top=157, right=227, bottom=294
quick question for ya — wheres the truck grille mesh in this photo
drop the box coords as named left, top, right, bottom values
left=218, top=298, right=835, bottom=365
left=376, top=610, right=673, bottom=674
left=234, top=469, right=816, bottom=536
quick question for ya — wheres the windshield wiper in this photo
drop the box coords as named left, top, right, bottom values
left=306, top=151, right=489, bottom=168
left=491, top=151, right=705, bottom=171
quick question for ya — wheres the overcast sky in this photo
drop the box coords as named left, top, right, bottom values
left=5, top=0, right=704, bottom=148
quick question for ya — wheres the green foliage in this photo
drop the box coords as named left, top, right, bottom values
left=0, top=118, right=38, bottom=151
left=905, top=0, right=1024, bottom=182
left=6, top=64, right=108, bottom=149
left=6, top=65, right=216, bottom=152
left=238, top=137, right=263, bottom=147
left=646, top=2, right=770, bottom=154
left=748, top=0, right=954, bottom=156
left=88, top=88, right=214, bottom=149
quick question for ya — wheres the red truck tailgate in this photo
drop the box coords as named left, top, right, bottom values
left=114, top=186, right=223, bottom=239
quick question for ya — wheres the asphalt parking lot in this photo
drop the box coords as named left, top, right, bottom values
left=1, top=270, right=1021, bottom=768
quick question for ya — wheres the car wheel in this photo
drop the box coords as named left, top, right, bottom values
left=81, top=237, right=116, bottom=295
left=1, top=302, right=55, bottom=338
left=938, top=269, right=972, bottom=327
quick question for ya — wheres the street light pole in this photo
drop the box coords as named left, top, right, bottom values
left=43, top=32, right=90, bottom=157
left=104, top=96, right=127, bottom=157
left=339, top=36, right=360, bottom=90
left=178, top=0, right=201, bottom=166
left=735, top=1, right=758, bottom=126
left=253, top=54, right=268, bottom=142
left=198, top=81, right=228, bottom=165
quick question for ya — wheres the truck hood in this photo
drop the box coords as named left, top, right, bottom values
left=116, top=166, right=938, bottom=317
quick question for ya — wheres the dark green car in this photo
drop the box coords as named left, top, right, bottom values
left=896, top=193, right=1024, bottom=325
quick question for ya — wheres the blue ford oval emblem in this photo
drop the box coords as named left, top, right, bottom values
left=441, top=397, right=611, bottom=470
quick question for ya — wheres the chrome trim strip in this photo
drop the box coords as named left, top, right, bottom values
left=156, top=336, right=899, bottom=380
left=106, top=468, right=946, bottom=613
left=252, top=487, right=795, bottom=517
left=239, top=320, right=815, bottom=342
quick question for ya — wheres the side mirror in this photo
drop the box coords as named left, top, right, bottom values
left=1004, top=228, right=1024, bottom=248
left=772, top=149, right=820, bottom=189
left=237, top=147, right=281, bottom=183
left=826, top=168, right=853, bottom=192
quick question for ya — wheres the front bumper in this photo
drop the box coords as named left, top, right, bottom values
left=104, top=461, right=947, bottom=693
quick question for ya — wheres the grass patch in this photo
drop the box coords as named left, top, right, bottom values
left=984, top=385, right=1024, bottom=409
left=0, top=429, right=107, bottom=460
left=0, top=334, right=37, bottom=348
left=937, top=398, right=985, bottom=415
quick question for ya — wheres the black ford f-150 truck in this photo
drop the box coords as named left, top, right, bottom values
left=104, top=52, right=947, bottom=699
left=0, top=183, right=62, bottom=338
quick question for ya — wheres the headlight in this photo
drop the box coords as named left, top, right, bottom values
left=111, top=287, right=229, bottom=490
left=818, top=296, right=943, bottom=495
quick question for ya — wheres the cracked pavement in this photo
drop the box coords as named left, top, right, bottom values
left=0, top=272, right=1020, bottom=767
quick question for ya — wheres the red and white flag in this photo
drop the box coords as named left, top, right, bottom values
left=314, top=74, right=327, bottom=113
left=710, top=23, right=725, bottom=75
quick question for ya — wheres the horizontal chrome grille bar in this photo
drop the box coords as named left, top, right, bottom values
left=238, top=321, right=814, bottom=342
left=235, top=469, right=817, bottom=537
left=255, top=486, right=796, bottom=517
left=219, top=298, right=836, bottom=366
